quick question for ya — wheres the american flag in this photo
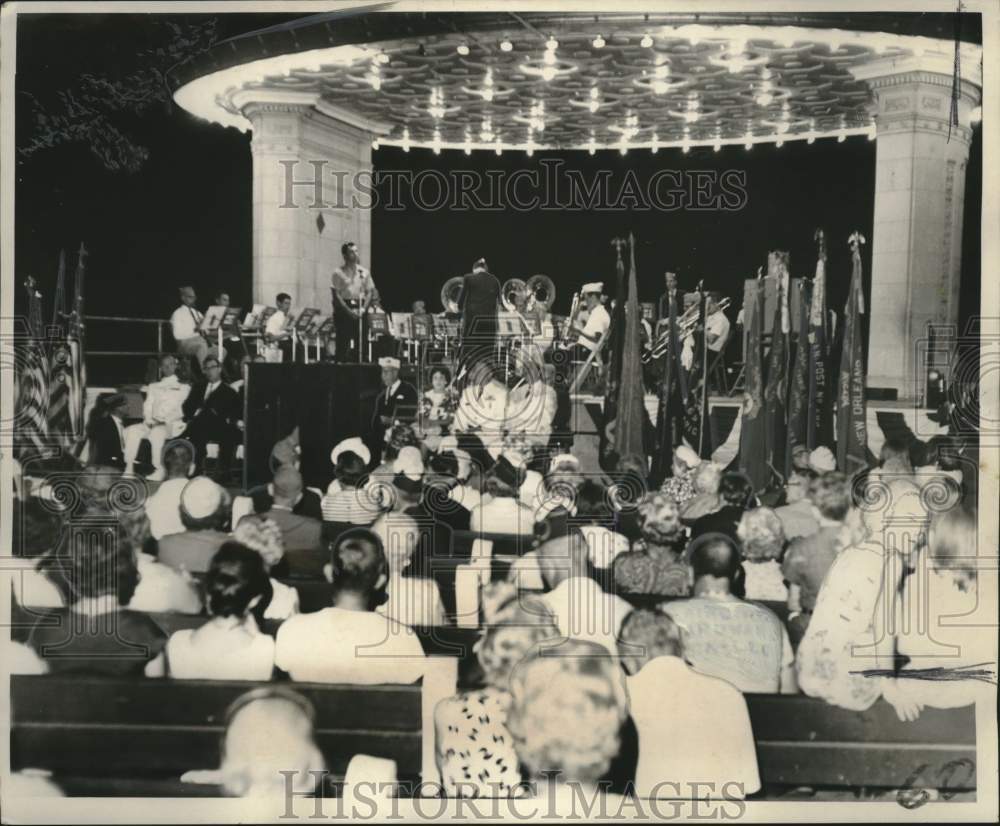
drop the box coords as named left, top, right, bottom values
left=47, top=246, right=87, bottom=451
left=15, top=277, right=50, bottom=458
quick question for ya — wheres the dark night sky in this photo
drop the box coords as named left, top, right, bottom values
left=14, top=13, right=982, bottom=353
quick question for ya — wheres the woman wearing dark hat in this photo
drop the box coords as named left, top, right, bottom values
left=469, top=454, right=535, bottom=536
left=85, top=392, right=129, bottom=470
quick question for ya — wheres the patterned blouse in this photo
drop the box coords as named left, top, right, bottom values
left=434, top=688, right=523, bottom=798
left=660, top=469, right=697, bottom=509
left=613, top=543, right=691, bottom=597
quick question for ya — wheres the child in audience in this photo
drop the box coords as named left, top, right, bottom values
left=166, top=543, right=276, bottom=681
left=435, top=588, right=562, bottom=797
left=618, top=609, right=760, bottom=799
left=274, top=528, right=426, bottom=684
left=736, top=507, right=787, bottom=602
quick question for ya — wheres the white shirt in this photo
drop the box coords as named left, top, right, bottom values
left=143, top=374, right=190, bottom=426
left=519, top=469, right=545, bottom=510
left=627, top=656, right=760, bottom=798
left=145, top=477, right=188, bottom=540
left=376, top=574, right=447, bottom=628
left=167, top=616, right=275, bottom=681
left=275, top=607, right=426, bottom=684
left=470, top=497, right=536, bottom=537
left=577, top=303, right=611, bottom=351
left=265, top=309, right=288, bottom=338
left=543, top=576, right=632, bottom=655
left=682, top=309, right=731, bottom=368
left=171, top=304, right=203, bottom=341
left=264, top=578, right=300, bottom=620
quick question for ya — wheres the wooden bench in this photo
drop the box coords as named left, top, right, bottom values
left=11, top=663, right=458, bottom=797
left=745, top=694, right=977, bottom=794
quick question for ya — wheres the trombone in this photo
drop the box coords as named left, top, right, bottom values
left=642, top=297, right=731, bottom=363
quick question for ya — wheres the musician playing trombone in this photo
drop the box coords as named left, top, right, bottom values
left=681, top=290, right=730, bottom=372
left=569, top=281, right=611, bottom=360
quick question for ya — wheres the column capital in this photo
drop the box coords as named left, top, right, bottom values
left=849, top=54, right=981, bottom=147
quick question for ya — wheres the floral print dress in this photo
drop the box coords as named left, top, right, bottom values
left=434, top=688, right=523, bottom=797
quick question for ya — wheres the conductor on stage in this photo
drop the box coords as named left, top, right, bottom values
left=457, top=257, right=500, bottom=368
left=370, top=356, right=418, bottom=464
left=331, top=241, right=380, bottom=363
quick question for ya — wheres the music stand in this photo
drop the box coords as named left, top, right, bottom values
left=200, top=305, right=226, bottom=361
left=368, top=311, right=389, bottom=362
left=293, top=308, right=320, bottom=362
left=410, top=313, right=433, bottom=366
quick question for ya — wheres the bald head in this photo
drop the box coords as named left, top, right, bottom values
left=688, top=533, right=742, bottom=595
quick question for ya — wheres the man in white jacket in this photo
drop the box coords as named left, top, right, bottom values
left=124, top=354, right=191, bottom=480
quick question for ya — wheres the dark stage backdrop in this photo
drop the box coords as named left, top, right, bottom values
left=14, top=13, right=982, bottom=368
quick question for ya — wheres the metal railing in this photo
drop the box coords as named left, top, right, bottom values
left=82, top=315, right=171, bottom=385
left=84, top=314, right=170, bottom=357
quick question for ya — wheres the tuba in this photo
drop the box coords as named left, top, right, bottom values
left=525, top=274, right=556, bottom=313
left=500, top=278, right=527, bottom=312
left=440, top=276, right=464, bottom=314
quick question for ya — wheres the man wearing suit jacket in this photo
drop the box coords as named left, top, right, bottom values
left=88, top=393, right=128, bottom=470
left=370, top=356, right=418, bottom=466
left=458, top=257, right=500, bottom=370
left=180, top=355, right=241, bottom=480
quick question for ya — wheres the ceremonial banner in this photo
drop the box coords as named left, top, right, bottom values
left=763, top=251, right=790, bottom=488
left=739, top=271, right=768, bottom=491
left=682, top=286, right=712, bottom=457
left=837, top=232, right=870, bottom=475
left=785, top=278, right=812, bottom=477
left=651, top=273, right=687, bottom=486
left=808, top=230, right=832, bottom=450
left=599, top=238, right=627, bottom=470
left=615, top=233, right=647, bottom=464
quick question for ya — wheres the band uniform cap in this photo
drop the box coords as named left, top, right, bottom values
left=378, top=357, right=401, bottom=369
left=581, top=282, right=603, bottom=295
left=675, top=445, right=702, bottom=469
left=181, top=476, right=225, bottom=520
left=331, top=437, right=371, bottom=468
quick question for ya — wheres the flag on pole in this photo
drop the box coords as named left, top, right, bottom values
left=807, top=230, right=832, bottom=450
left=71, top=243, right=88, bottom=436
left=837, top=232, right=869, bottom=475
left=651, top=273, right=687, bottom=486
left=598, top=238, right=628, bottom=471
left=46, top=245, right=88, bottom=451
left=763, top=251, right=790, bottom=488
left=682, top=285, right=712, bottom=458
left=614, top=233, right=647, bottom=464
left=739, top=269, right=768, bottom=491
left=15, top=277, right=50, bottom=458
left=785, top=278, right=812, bottom=476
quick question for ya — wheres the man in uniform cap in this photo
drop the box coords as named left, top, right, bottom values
left=370, top=357, right=418, bottom=466
left=570, top=282, right=611, bottom=361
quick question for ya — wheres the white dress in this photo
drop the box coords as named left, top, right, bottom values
left=167, top=616, right=275, bottom=681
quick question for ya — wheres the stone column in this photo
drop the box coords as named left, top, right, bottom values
left=243, top=101, right=376, bottom=312
left=851, top=55, right=981, bottom=401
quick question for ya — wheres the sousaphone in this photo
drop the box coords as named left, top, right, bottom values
left=525, top=274, right=556, bottom=312
left=500, top=278, right=527, bottom=312
left=440, top=276, right=464, bottom=314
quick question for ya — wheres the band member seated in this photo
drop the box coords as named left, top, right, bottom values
left=125, top=353, right=190, bottom=480
left=213, top=291, right=246, bottom=374
left=263, top=293, right=293, bottom=363
left=569, top=282, right=611, bottom=360
left=370, top=357, right=418, bottom=466
left=171, top=286, right=224, bottom=371
left=181, top=355, right=242, bottom=480
left=682, top=291, right=730, bottom=376
left=331, top=241, right=379, bottom=364
left=458, top=257, right=500, bottom=368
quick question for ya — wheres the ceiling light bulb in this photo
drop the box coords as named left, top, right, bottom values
left=776, top=138, right=784, bottom=147
left=482, top=89, right=494, bottom=102
left=457, top=43, right=470, bottom=56
left=590, top=86, right=600, bottom=99
left=543, top=49, right=557, bottom=66
left=376, top=52, right=390, bottom=64
left=682, top=143, right=690, bottom=154
left=806, top=135, right=815, bottom=144
left=495, top=142, right=503, bottom=156
left=654, top=64, right=669, bottom=79
left=620, top=145, right=628, bottom=156
left=592, top=34, right=606, bottom=49
left=837, top=133, right=846, bottom=143
left=541, top=65, right=556, bottom=82
left=651, top=135, right=659, bottom=153
left=546, top=36, right=558, bottom=51
left=713, top=141, right=722, bottom=152
left=500, top=38, right=513, bottom=52
left=640, top=34, right=653, bottom=48
left=588, top=100, right=599, bottom=113
left=589, top=146, right=596, bottom=155
left=757, top=93, right=774, bottom=107
left=369, top=75, right=381, bottom=91
left=653, top=80, right=669, bottom=95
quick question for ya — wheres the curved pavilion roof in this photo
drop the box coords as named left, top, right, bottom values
left=170, top=5, right=983, bottom=152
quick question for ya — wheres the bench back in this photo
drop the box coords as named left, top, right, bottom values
left=745, top=693, right=977, bottom=791
left=12, top=662, right=459, bottom=792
